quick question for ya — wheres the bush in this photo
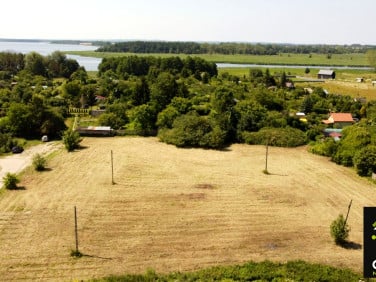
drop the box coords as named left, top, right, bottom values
left=331, top=125, right=370, bottom=167
left=242, top=127, right=307, bottom=147
left=353, top=145, right=376, bottom=177
left=308, top=138, right=338, bottom=157
left=158, top=113, right=227, bottom=149
left=3, top=172, right=20, bottom=189
left=98, top=112, right=125, bottom=130
left=32, top=153, right=47, bottom=171
left=62, top=129, right=82, bottom=152
left=330, top=214, right=350, bottom=245
left=0, top=133, right=18, bottom=154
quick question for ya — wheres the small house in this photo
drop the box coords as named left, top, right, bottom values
left=322, top=113, right=354, bottom=128
left=318, top=70, right=335, bottom=79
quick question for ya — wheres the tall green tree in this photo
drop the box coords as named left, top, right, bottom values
left=150, top=72, right=178, bottom=112
left=353, top=145, right=376, bottom=176
left=280, top=71, right=287, bottom=88
left=332, top=124, right=371, bottom=166
left=210, top=87, right=237, bottom=142
left=132, top=77, right=150, bottom=105
left=0, top=52, right=25, bottom=74
left=6, top=103, right=34, bottom=137
left=24, top=52, right=47, bottom=76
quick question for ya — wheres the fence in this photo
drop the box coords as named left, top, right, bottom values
left=69, top=108, right=90, bottom=115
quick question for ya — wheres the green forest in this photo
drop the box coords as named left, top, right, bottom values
left=1, top=51, right=376, bottom=177
left=96, top=41, right=372, bottom=55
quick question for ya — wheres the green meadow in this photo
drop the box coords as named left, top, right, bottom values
left=67, top=51, right=369, bottom=67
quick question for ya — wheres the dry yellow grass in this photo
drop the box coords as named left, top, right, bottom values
left=326, top=81, right=376, bottom=100
left=313, top=79, right=376, bottom=101
left=0, top=137, right=375, bottom=281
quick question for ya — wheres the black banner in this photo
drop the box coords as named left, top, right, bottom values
left=364, top=207, right=376, bottom=278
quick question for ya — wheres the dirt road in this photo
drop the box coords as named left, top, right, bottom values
left=0, top=142, right=62, bottom=188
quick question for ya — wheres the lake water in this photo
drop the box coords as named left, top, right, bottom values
left=0, top=41, right=101, bottom=71
left=0, top=41, right=371, bottom=72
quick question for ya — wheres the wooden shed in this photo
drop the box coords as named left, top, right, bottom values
left=318, top=70, right=335, bottom=79
left=76, top=126, right=114, bottom=136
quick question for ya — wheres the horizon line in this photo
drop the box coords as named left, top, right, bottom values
left=0, top=38, right=375, bottom=46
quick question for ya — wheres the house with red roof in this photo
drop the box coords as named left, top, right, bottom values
left=322, top=113, right=355, bottom=128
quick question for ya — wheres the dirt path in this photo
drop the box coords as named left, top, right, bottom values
left=0, top=142, right=62, bottom=188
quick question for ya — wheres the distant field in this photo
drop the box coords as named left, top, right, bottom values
left=0, top=137, right=375, bottom=281
left=316, top=80, right=376, bottom=100
left=67, top=51, right=369, bottom=66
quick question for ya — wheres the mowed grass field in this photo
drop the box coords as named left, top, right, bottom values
left=0, top=137, right=375, bottom=281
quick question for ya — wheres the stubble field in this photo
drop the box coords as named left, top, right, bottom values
left=0, top=137, right=375, bottom=281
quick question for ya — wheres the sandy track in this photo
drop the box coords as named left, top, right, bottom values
left=0, top=142, right=62, bottom=188
left=0, top=137, right=375, bottom=281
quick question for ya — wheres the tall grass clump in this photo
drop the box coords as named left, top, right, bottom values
left=32, top=153, right=47, bottom=171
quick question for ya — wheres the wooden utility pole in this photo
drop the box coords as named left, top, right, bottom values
left=265, top=141, right=269, bottom=173
left=111, top=150, right=114, bottom=185
left=344, top=199, right=353, bottom=225
left=74, top=206, right=79, bottom=253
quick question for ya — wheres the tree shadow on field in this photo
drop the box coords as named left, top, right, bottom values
left=265, top=171, right=288, bottom=177
left=40, top=167, right=53, bottom=172
left=77, top=145, right=89, bottom=151
left=8, top=186, right=26, bottom=191
left=82, top=253, right=113, bottom=260
left=341, top=241, right=362, bottom=250
left=70, top=145, right=89, bottom=152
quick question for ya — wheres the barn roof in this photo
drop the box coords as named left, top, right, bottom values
left=318, top=70, right=335, bottom=75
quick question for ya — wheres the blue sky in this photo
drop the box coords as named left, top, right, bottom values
left=1, top=0, right=375, bottom=44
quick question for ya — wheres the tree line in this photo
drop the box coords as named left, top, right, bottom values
left=0, top=51, right=80, bottom=78
left=97, top=41, right=373, bottom=55
left=98, top=55, right=217, bottom=78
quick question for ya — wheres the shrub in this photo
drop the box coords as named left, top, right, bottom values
left=0, top=132, right=18, bottom=154
left=158, top=113, right=227, bottom=149
left=330, top=214, right=350, bottom=245
left=353, top=145, right=376, bottom=177
left=242, top=127, right=307, bottom=147
left=308, top=138, right=338, bottom=157
left=62, top=129, right=82, bottom=152
left=331, top=125, right=370, bottom=167
left=3, top=172, right=20, bottom=190
left=32, top=153, right=47, bottom=171
left=98, top=112, right=125, bottom=130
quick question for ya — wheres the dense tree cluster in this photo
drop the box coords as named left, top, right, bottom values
left=309, top=109, right=376, bottom=177
left=97, top=41, right=372, bottom=55
left=0, top=51, right=79, bottom=78
left=98, top=56, right=217, bottom=78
